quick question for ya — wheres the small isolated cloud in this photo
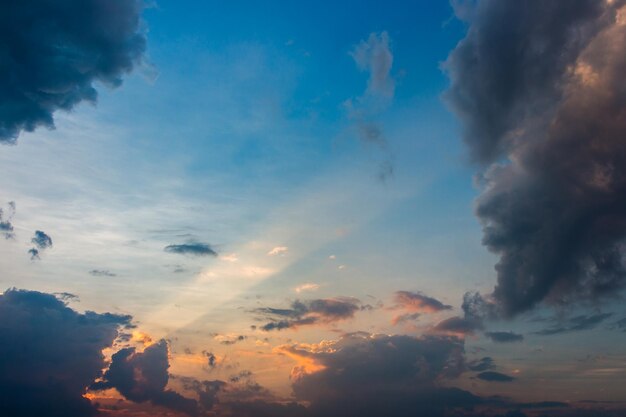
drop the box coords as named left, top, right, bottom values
left=256, top=297, right=361, bottom=331
left=0, top=202, right=16, bottom=239
left=268, top=246, right=288, bottom=256
left=214, top=334, right=247, bottom=346
left=0, top=0, right=147, bottom=143
left=485, top=331, right=524, bottom=343
left=28, top=230, right=52, bottom=260
left=433, top=316, right=483, bottom=336
left=89, top=269, right=117, bottom=277
left=220, top=253, right=239, bottom=263
left=476, top=371, right=515, bottom=383
left=467, top=357, right=496, bottom=372
left=533, top=313, right=613, bottom=336
left=164, top=243, right=217, bottom=257
left=294, top=283, right=320, bottom=293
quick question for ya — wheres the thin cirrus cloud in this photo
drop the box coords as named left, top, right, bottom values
left=0, top=0, right=146, bottom=143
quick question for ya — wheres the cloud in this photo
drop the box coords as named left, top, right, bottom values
left=350, top=31, right=395, bottom=98
left=347, top=31, right=396, bottom=182
left=445, top=1, right=626, bottom=315
left=279, top=333, right=479, bottom=417
left=256, top=297, right=362, bottom=331
left=0, top=201, right=15, bottom=239
left=467, top=357, right=496, bottom=372
left=391, top=291, right=452, bottom=325
left=164, top=242, right=218, bottom=257
left=433, top=315, right=483, bottom=336
left=294, top=283, right=320, bottom=293
left=476, top=371, right=515, bottom=383
left=89, top=269, right=117, bottom=277
left=0, top=0, right=147, bottom=143
left=533, top=312, right=613, bottom=336
left=267, top=246, right=288, bottom=256
left=92, top=339, right=199, bottom=416
left=0, top=288, right=131, bottom=417
left=28, top=230, right=53, bottom=260
left=485, top=331, right=524, bottom=343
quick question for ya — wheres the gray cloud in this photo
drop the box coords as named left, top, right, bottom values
left=28, top=230, right=52, bottom=260
left=0, top=288, right=131, bottom=417
left=467, top=357, right=496, bottom=372
left=0, top=201, right=15, bottom=239
left=476, top=371, right=515, bottom=383
left=0, top=0, right=146, bottom=143
left=350, top=31, right=395, bottom=98
left=92, top=339, right=199, bottom=416
left=89, top=269, right=117, bottom=277
left=164, top=242, right=218, bottom=257
left=533, top=312, right=613, bottom=336
left=445, top=0, right=626, bottom=315
left=256, top=297, right=361, bottom=331
left=485, top=331, right=524, bottom=343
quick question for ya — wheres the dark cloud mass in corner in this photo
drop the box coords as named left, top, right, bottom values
left=164, top=243, right=218, bottom=257
left=445, top=0, right=626, bottom=315
left=0, top=0, right=147, bottom=143
left=0, top=288, right=131, bottom=417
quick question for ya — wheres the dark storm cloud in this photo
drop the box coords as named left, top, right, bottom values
left=445, top=0, right=626, bottom=315
left=0, top=201, right=15, bottom=239
left=485, top=331, right=524, bottom=343
left=0, top=0, right=146, bottom=143
left=476, top=371, right=515, bottom=383
left=256, top=297, right=361, bottom=331
left=281, top=333, right=481, bottom=417
left=164, top=242, right=218, bottom=257
left=533, top=312, right=613, bottom=336
left=92, top=339, right=200, bottom=416
left=0, top=288, right=131, bottom=417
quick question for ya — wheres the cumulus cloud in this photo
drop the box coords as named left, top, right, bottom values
left=485, top=331, right=524, bottom=343
left=0, top=288, right=131, bottom=417
left=164, top=242, right=218, bottom=257
left=0, top=0, right=147, bottom=143
left=92, top=339, right=199, bottom=416
left=0, top=201, right=15, bottom=239
left=279, top=333, right=477, bottom=417
left=445, top=0, right=626, bottom=315
left=256, top=297, right=362, bottom=331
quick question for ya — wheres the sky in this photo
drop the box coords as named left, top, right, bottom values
left=1, top=1, right=626, bottom=416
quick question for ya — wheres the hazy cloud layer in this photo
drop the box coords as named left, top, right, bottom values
left=0, top=289, right=130, bottom=417
left=485, top=331, right=524, bottom=343
left=534, top=312, right=613, bottom=336
left=0, top=0, right=146, bottom=142
left=445, top=0, right=626, bottom=315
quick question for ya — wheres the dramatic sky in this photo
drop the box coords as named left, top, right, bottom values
left=1, top=1, right=626, bottom=416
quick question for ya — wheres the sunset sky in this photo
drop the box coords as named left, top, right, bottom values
left=1, top=1, right=626, bottom=417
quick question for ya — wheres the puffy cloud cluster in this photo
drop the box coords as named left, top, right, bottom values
left=0, top=0, right=146, bottom=142
left=445, top=0, right=626, bottom=315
